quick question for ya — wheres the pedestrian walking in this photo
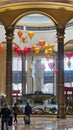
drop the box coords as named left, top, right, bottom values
left=0, top=103, right=11, bottom=130
left=24, top=103, right=32, bottom=124
left=12, top=103, right=19, bottom=124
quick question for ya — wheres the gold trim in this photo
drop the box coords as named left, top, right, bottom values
left=0, top=2, right=73, bottom=12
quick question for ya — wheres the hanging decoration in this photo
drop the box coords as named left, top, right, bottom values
left=34, top=47, right=40, bottom=54
left=55, top=69, right=58, bottom=75
left=29, top=65, right=32, bottom=72
left=66, top=51, right=72, bottom=59
left=49, top=44, right=54, bottom=49
left=32, top=45, right=38, bottom=51
left=48, top=62, right=55, bottom=70
left=28, top=31, right=34, bottom=39
left=67, top=60, right=71, bottom=68
left=0, top=44, right=4, bottom=52
left=13, top=45, right=22, bottom=55
left=14, top=45, right=19, bottom=52
left=44, top=49, right=49, bottom=56
left=44, top=43, right=49, bottom=49
left=48, top=48, right=54, bottom=55
left=17, top=29, right=23, bottom=37
left=23, top=47, right=31, bottom=55
left=16, top=48, right=22, bottom=55
left=39, top=40, right=45, bottom=47
left=21, top=35, right=26, bottom=42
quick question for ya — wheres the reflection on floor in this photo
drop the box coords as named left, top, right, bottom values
left=1, top=117, right=73, bottom=130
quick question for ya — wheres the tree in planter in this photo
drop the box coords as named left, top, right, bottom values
left=50, top=96, right=57, bottom=104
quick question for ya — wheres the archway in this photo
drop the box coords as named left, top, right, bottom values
left=12, top=13, right=58, bottom=112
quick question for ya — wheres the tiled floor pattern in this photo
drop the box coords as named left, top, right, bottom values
left=1, top=118, right=73, bottom=130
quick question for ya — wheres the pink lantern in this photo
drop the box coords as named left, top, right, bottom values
left=14, top=45, right=19, bottom=52
left=66, top=51, right=72, bottom=59
left=17, top=48, right=22, bottom=55
left=55, top=69, right=58, bottom=75
left=23, top=47, right=31, bottom=55
left=67, top=60, right=71, bottom=68
left=48, top=62, right=55, bottom=70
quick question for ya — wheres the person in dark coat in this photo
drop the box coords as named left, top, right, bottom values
left=12, top=103, right=19, bottom=123
left=25, top=103, right=32, bottom=117
left=0, top=103, right=11, bottom=130
left=24, top=103, right=32, bottom=124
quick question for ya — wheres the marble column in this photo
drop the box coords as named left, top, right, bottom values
left=56, top=26, right=66, bottom=118
left=22, top=54, right=26, bottom=95
left=5, top=26, right=14, bottom=107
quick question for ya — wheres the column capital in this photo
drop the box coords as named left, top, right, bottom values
left=5, top=26, right=15, bottom=40
left=56, top=26, right=65, bottom=38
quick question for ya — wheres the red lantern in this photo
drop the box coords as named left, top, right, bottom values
left=17, top=48, right=22, bottom=55
left=66, top=51, right=73, bottom=59
left=17, top=29, right=23, bottom=37
left=67, top=60, right=71, bottom=68
left=23, top=47, right=31, bottom=55
left=39, top=40, right=45, bottom=47
left=55, top=69, right=58, bottom=75
left=48, top=62, right=55, bottom=70
left=14, top=45, right=19, bottom=52
left=27, top=47, right=31, bottom=53
left=21, top=35, right=26, bottom=42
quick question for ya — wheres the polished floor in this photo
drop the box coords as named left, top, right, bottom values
left=1, top=116, right=73, bottom=130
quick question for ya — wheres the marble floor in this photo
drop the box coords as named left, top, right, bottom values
left=1, top=117, right=73, bottom=130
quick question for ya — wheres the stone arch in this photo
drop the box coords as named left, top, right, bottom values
left=64, top=40, right=73, bottom=51
left=12, top=11, right=57, bottom=27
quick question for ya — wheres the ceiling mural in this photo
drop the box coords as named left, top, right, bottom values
left=0, top=0, right=73, bottom=6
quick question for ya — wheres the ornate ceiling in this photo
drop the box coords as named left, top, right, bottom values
left=0, top=0, right=73, bottom=6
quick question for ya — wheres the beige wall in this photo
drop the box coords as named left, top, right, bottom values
left=0, top=51, right=6, bottom=95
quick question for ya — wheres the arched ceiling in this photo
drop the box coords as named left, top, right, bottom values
left=0, top=1, right=73, bottom=27
left=17, top=14, right=54, bottom=27
left=0, top=0, right=73, bottom=6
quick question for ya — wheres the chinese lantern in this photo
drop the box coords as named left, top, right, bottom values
left=49, top=44, right=54, bottom=49
left=28, top=31, right=34, bottom=39
left=34, top=47, right=40, bottom=54
left=48, top=48, right=54, bottom=55
left=17, top=48, right=22, bottom=55
left=21, top=35, right=26, bottom=42
left=44, top=49, right=49, bottom=56
left=0, top=44, right=4, bottom=52
left=44, top=43, right=49, bottom=49
left=48, top=62, right=55, bottom=70
left=66, top=51, right=72, bottom=59
left=55, top=69, right=58, bottom=75
left=32, top=45, right=38, bottom=51
left=29, top=65, right=32, bottom=72
left=14, top=45, right=19, bottom=52
left=17, top=29, right=23, bottom=37
left=23, top=47, right=31, bottom=55
left=67, top=60, right=71, bottom=68
left=39, top=40, right=45, bottom=47
left=27, top=47, right=31, bottom=53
